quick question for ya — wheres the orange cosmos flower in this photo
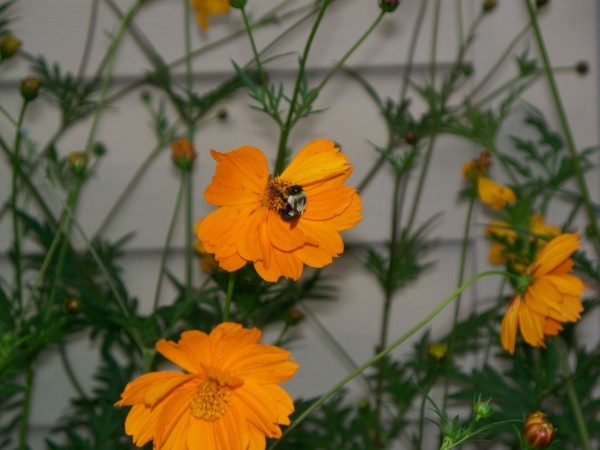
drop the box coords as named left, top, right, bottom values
left=477, top=177, right=516, bottom=210
left=190, top=0, right=230, bottom=31
left=116, top=322, right=298, bottom=450
left=501, top=233, right=585, bottom=354
left=197, top=139, right=363, bottom=282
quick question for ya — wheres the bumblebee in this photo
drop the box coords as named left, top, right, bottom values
left=280, top=185, right=307, bottom=222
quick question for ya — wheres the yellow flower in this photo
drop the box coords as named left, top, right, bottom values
left=486, top=215, right=560, bottom=266
left=477, top=177, right=516, bottom=210
left=197, top=139, right=363, bottom=282
left=190, top=0, right=230, bottom=31
left=500, top=233, right=585, bottom=354
left=116, top=322, right=298, bottom=450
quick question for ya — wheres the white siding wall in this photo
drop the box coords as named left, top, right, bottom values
left=0, top=0, right=598, bottom=447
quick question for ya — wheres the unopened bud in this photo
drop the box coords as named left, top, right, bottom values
left=536, top=0, right=549, bottom=8
left=379, top=0, right=400, bottom=13
left=229, top=0, right=246, bottom=9
left=576, top=60, right=589, bottom=76
left=284, top=307, right=303, bottom=326
left=170, top=137, right=197, bottom=170
left=473, top=398, right=493, bottom=421
left=404, top=130, right=417, bottom=145
left=68, top=151, right=88, bottom=176
left=524, top=411, right=554, bottom=448
left=0, top=34, right=21, bottom=59
left=217, top=108, right=229, bottom=121
left=482, top=0, right=497, bottom=13
left=64, top=298, right=82, bottom=315
left=20, top=76, right=41, bottom=102
left=427, top=342, right=448, bottom=362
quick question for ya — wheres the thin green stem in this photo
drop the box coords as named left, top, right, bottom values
left=374, top=172, right=403, bottom=439
left=11, top=101, right=27, bottom=311
left=184, top=169, right=194, bottom=304
left=275, top=0, right=332, bottom=174
left=556, top=338, right=591, bottom=450
left=94, top=143, right=164, bottom=238
left=468, top=24, right=531, bottom=100
left=59, top=343, right=88, bottom=399
left=240, top=6, right=280, bottom=122
left=223, top=272, right=236, bottom=322
left=268, top=270, right=509, bottom=449
left=17, top=365, right=33, bottom=450
left=405, top=135, right=437, bottom=235
left=441, top=194, right=476, bottom=412
left=183, top=0, right=193, bottom=95
left=429, top=0, right=442, bottom=90
left=84, top=0, right=145, bottom=154
left=76, top=0, right=100, bottom=82
left=153, top=178, right=185, bottom=312
left=299, top=302, right=369, bottom=388
left=455, top=0, right=464, bottom=49
left=523, top=0, right=600, bottom=257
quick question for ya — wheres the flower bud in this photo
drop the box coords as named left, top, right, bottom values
left=427, top=342, right=448, bottom=362
left=404, top=130, right=417, bottom=145
left=284, top=307, right=303, bottom=326
left=229, top=0, right=246, bottom=9
left=482, top=0, right=497, bottom=13
left=0, top=34, right=21, bottom=59
left=524, top=411, right=554, bottom=448
left=68, top=151, right=88, bottom=176
left=379, top=0, right=400, bottom=13
left=473, top=398, right=493, bottom=421
left=20, top=76, right=41, bottom=102
left=217, top=108, right=229, bottom=121
left=170, top=137, right=197, bottom=170
left=536, top=0, right=549, bottom=8
left=64, top=298, right=82, bottom=315
left=576, top=60, right=589, bottom=76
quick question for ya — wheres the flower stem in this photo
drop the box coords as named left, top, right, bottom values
left=557, top=338, right=592, bottom=450
left=269, top=270, right=510, bottom=449
left=59, top=343, right=88, bottom=399
left=223, top=272, right=236, bottom=322
left=405, top=135, right=437, bottom=235
left=441, top=193, right=476, bottom=411
left=523, top=0, right=600, bottom=258
left=11, top=101, right=28, bottom=312
left=275, top=0, right=332, bottom=174
left=17, top=365, right=33, bottom=450
left=152, top=177, right=185, bottom=312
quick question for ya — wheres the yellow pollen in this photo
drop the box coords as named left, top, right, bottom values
left=189, top=379, right=231, bottom=421
left=265, top=177, right=292, bottom=211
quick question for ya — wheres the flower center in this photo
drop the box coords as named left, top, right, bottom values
left=189, top=379, right=232, bottom=421
left=265, top=177, right=307, bottom=222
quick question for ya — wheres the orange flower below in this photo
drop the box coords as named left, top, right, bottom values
left=116, top=322, right=298, bottom=450
left=501, top=233, right=585, bottom=353
left=197, top=139, right=362, bottom=282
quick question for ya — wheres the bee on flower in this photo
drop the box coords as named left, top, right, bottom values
left=197, top=139, right=363, bottom=282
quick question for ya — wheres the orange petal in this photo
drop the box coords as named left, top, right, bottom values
left=204, top=146, right=268, bottom=206
left=518, top=302, right=546, bottom=348
left=532, top=233, right=579, bottom=276
left=280, top=139, right=352, bottom=186
left=301, top=185, right=357, bottom=221
left=123, top=404, right=161, bottom=446
left=297, top=219, right=344, bottom=256
left=157, top=330, right=211, bottom=374
left=254, top=248, right=303, bottom=281
left=154, top=386, right=197, bottom=448
left=522, top=277, right=563, bottom=318
left=501, top=296, right=520, bottom=354
left=544, top=318, right=563, bottom=336
left=267, top=209, right=318, bottom=252
left=295, top=243, right=334, bottom=268
left=233, top=387, right=283, bottom=437
left=477, top=177, right=516, bottom=210
left=325, top=189, right=363, bottom=231
left=236, top=207, right=269, bottom=262
left=187, top=418, right=218, bottom=450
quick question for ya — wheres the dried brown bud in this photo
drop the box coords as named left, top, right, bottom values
left=64, top=298, right=82, bottom=315
left=576, top=60, right=589, bottom=76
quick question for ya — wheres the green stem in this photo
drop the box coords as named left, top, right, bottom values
left=17, top=365, right=33, bottom=450
left=152, top=178, right=185, bottom=312
left=373, top=172, right=403, bottom=440
left=59, top=343, right=88, bottom=399
left=429, top=0, right=442, bottom=90
left=76, top=0, right=100, bottom=82
left=84, top=0, right=145, bottom=154
left=223, top=272, right=236, bottom=322
left=184, top=169, right=194, bottom=304
left=240, top=6, right=280, bottom=123
left=441, top=194, right=476, bottom=412
left=455, top=0, right=464, bottom=49
left=556, top=338, right=591, bottom=450
left=268, top=270, right=510, bottom=449
left=405, top=135, right=437, bottom=235
left=523, top=0, right=600, bottom=257
left=275, top=0, right=332, bottom=174
left=11, top=101, right=27, bottom=311
left=94, top=143, right=164, bottom=238
left=468, top=24, right=530, bottom=100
